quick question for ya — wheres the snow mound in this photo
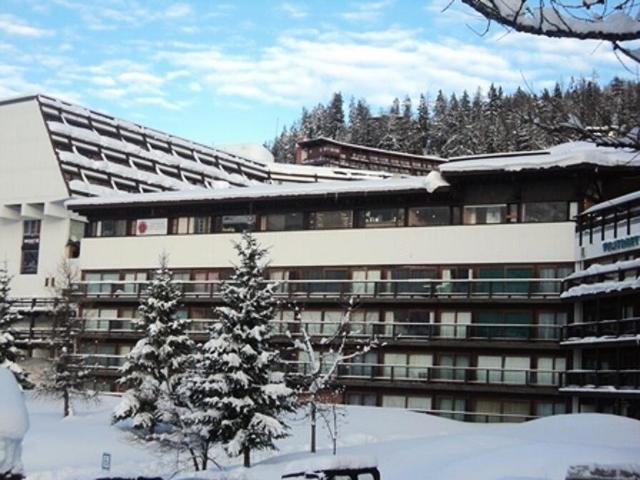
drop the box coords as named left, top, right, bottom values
left=0, top=368, right=29, bottom=438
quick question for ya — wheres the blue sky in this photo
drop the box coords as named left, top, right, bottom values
left=0, top=0, right=634, bottom=145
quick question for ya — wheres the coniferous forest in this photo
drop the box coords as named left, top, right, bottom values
left=268, top=77, right=640, bottom=162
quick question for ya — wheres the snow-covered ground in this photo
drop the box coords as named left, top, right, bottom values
left=22, top=394, right=640, bottom=480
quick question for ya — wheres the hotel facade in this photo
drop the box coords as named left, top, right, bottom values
left=1, top=94, right=639, bottom=422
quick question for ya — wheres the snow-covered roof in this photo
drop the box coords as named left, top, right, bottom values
left=561, top=274, right=640, bottom=299
left=583, top=189, right=640, bottom=215
left=216, top=143, right=275, bottom=164
left=66, top=171, right=450, bottom=209
left=440, top=142, right=640, bottom=174
left=299, top=136, right=445, bottom=163
left=565, top=258, right=640, bottom=282
left=0, top=368, right=29, bottom=439
left=284, top=454, right=378, bottom=476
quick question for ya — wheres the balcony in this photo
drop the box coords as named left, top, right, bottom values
left=73, top=354, right=125, bottom=373
left=75, top=278, right=563, bottom=302
left=287, top=362, right=562, bottom=388
left=560, top=370, right=640, bottom=393
left=562, top=317, right=640, bottom=345
left=77, top=317, right=562, bottom=343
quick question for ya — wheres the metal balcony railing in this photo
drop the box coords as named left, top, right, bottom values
left=75, top=355, right=562, bottom=387
left=561, top=370, right=640, bottom=391
left=78, top=318, right=562, bottom=342
left=75, top=278, right=563, bottom=301
left=285, top=361, right=562, bottom=387
left=562, top=317, right=640, bottom=342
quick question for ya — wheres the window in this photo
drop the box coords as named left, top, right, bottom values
left=382, top=395, right=432, bottom=410
left=475, top=399, right=529, bottom=423
left=436, top=397, right=466, bottom=421
left=85, top=272, right=120, bottom=295
left=383, top=352, right=432, bottom=380
left=21, top=220, right=41, bottom=274
left=535, top=357, right=565, bottom=385
left=475, top=311, right=532, bottom=339
left=463, top=204, right=507, bottom=224
left=309, top=210, right=353, bottom=229
left=535, top=402, right=566, bottom=417
left=97, top=219, right=128, bottom=237
left=439, top=311, right=471, bottom=338
left=346, top=393, right=377, bottom=406
left=521, top=202, right=568, bottom=223
left=435, top=354, right=469, bottom=381
left=537, top=311, right=567, bottom=340
left=218, top=214, right=256, bottom=233
left=358, top=208, right=405, bottom=228
left=408, top=206, right=451, bottom=226
left=262, top=212, right=304, bottom=231
left=477, top=355, right=529, bottom=384
left=386, top=310, right=433, bottom=337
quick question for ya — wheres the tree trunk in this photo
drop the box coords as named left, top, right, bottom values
left=243, top=447, right=251, bottom=468
left=310, top=401, right=317, bottom=453
left=63, top=389, right=70, bottom=417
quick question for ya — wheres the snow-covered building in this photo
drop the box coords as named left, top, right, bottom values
left=0, top=93, right=386, bottom=359
left=296, top=137, right=444, bottom=175
left=560, top=189, right=640, bottom=418
left=65, top=140, right=640, bottom=422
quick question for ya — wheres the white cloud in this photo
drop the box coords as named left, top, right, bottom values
left=341, top=0, right=393, bottom=23
left=164, top=3, right=193, bottom=19
left=281, top=2, right=308, bottom=19
left=0, top=14, right=52, bottom=37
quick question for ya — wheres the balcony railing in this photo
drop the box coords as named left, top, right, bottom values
left=75, top=278, right=563, bottom=301
left=562, top=317, right=640, bottom=342
left=78, top=317, right=562, bottom=342
left=75, top=355, right=561, bottom=387
left=286, top=362, right=562, bottom=387
left=561, top=370, right=640, bottom=391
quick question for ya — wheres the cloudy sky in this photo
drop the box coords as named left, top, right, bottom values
left=0, top=0, right=634, bottom=145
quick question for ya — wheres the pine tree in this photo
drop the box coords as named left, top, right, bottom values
left=113, top=255, right=194, bottom=434
left=417, top=94, right=430, bottom=153
left=0, top=265, right=31, bottom=389
left=39, top=260, right=91, bottom=416
left=208, top=232, right=294, bottom=468
left=325, top=92, right=345, bottom=140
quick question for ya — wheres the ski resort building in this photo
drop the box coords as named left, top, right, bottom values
left=65, top=142, right=640, bottom=422
left=560, top=190, right=640, bottom=418
left=2, top=92, right=639, bottom=422
left=295, top=137, right=443, bottom=175
left=0, top=93, right=385, bottom=359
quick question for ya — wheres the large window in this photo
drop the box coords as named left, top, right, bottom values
left=358, top=208, right=405, bottom=228
left=476, top=311, right=532, bottom=339
left=169, top=216, right=212, bottom=235
left=434, top=354, right=469, bottom=381
left=218, top=214, right=256, bottom=233
left=100, top=219, right=128, bottom=237
left=20, top=220, right=41, bottom=274
left=309, top=210, right=353, bottom=229
left=263, top=212, right=305, bottom=231
left=408, top=206, right=450, bottom=226
left=463, top=204, right=508, bottom=224
left=439, top=311, right=471, bottom=338
left=383, top=352, right=432, bottom=380
left=521, top=202, right=568, bottom=223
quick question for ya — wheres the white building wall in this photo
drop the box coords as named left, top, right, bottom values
left=79, top=222, right=575, bottom=271
left=0, top=98, right=79, bottom=298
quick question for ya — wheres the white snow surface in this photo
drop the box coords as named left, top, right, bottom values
left=561, top=275, right=640, bottom=298
left=583, top=189, right=640, bottom=215
left=441, top=141, right=640, bottom=173
left=565, top=258, right=640, bottom=281
left=0, top=368, right=29, bottom=438
left=65, top=172, right=449, bottom=209
left=20, top=395, right=640, bottom=480
left=0, top=368, right=29, bottom=475
left=216, top=144, right=275, bottom=164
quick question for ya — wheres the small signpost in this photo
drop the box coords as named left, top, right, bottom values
left=101, top=452, right=112, bottom=472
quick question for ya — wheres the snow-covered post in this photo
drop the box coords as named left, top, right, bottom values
left=38, top=259, right=91, bottom=417
left=0, top=265, right=31, bottom=389
left=113, top=254, right=194, bottom=436
left=208, top=232, right=295, bottom=468
left=287, top=298, right=378, bottom=454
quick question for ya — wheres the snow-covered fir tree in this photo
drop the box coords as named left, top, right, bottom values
left=208, top=232, right=295, bottom=468
left=113, top=254, right=194, bottom=436
left=38, top=260, right=90, bottom=416
left=0, top=265, right=31, bottom=389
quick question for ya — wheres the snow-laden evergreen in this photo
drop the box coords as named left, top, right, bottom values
left=204, top=232, right=295, bottom=467
left=0, top=266, right=31, bottom=389
left=38, top=261, right=90, bottom=416
left=113, top=256, right=194, bottom=434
